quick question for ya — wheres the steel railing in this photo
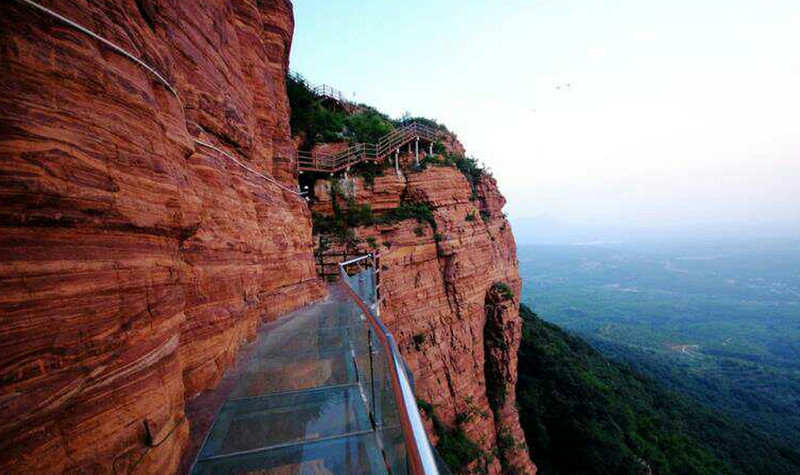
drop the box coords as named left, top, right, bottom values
left=338, top=254, right=439, bottom=475
left=289, top=71, right=353, bottom=108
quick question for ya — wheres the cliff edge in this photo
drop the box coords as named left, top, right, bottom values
left=308, top=150, right=537, bottom=473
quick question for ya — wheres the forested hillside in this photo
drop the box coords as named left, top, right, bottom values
left=516, top=304, right=800, bottom=475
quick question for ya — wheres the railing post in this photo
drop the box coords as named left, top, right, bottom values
left=367, top=327, right=377, bottom=426
left=395, top=149, right=400, bottom=176
left=429, top=142, right=433, bottom=156
left=415, top=137, right=419, bottom=165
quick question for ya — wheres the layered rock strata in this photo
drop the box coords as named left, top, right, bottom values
left=0, top=1, right=323, bottom=473
left=313, top=164, right=537, bottom=474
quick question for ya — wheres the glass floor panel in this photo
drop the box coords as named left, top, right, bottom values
left=264, top=303, right=351, bottom=333
left=200, top=385, right=372, bottom=458
left=229, top=348, right=357, bottom=398
left=255, top=326, right=350, bottom=356
left=191, top=432, right=388, bottom=475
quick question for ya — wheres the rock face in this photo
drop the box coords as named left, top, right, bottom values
left=0, top=1, right=323, bottom=474
left=314, top=165, right=537, bottom=474
left=312, top=173, right=405, bottom=216
left=383, top=168, right=536, bottom=475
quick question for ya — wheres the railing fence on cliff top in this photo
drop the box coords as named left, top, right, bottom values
left=289, top=71, right=353, bottom=107
left=15, top=0, right=302, bottom=198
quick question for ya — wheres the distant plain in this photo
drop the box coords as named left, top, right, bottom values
left=519, top=237, right=800, bottom=445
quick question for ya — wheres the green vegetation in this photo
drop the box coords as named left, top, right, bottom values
left=518, top=240, right=800, bottom=448
left=311, top=211, right=351, bottom=241
left=465, top=210, right=477, bottom=222
left=286, top=74, right=344, bottom=148
left=516, top=303, right=800, bottom=475
left=450, top=155, right=486, bottom=192
left=310, top=180, right=374, bottom=242
left=491, top=282, right=515, bottom=300
left=394, top=116, right=449, bottom=133
left=351, top=160, right=387, bottom=187
left=311, top=183, right=439, bottom=245
left=381, top=202, right=435, bottom=227
left=347, top=108, right=394, bottom=143
left=418, top=153, right=487, bottom=200
left=418, top=400, right=487, bottom=474
left=437, top=427, right=484, bottom=473
left=286, top=74, right=395, bottom=149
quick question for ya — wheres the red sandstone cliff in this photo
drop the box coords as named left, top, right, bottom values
left=312, top=161, right=537, bottom=474
left=2, top=1, right=536, bottom=473
left=0, top=1, right=323, bottom=473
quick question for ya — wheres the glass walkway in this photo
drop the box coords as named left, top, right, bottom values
left=190, top=257, right=438, bottom=475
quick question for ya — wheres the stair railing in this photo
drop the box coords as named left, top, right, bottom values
left=296, top=121, right=443, bottom=173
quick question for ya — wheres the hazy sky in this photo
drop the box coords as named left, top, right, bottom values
left=290, top=0, right=800, bottom=236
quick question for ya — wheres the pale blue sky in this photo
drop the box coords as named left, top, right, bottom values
left=290, top=1, right=800, bottom=237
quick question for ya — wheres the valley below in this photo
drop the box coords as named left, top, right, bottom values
left=518, top=238, right=800, bottom=447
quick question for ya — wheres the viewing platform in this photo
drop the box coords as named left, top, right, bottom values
left=190, top=257, right=439, bottom=475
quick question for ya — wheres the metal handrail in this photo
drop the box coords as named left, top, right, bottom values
left=338, top=254, right=439, bottom=475
left=290, top=71, right=352, bottom=107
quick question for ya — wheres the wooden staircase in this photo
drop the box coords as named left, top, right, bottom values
left=296, top=121, right=442, bottom=173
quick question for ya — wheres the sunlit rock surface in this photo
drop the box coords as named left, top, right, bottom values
left=315, top=164, right=537, bottom=474
left=0, top=0, right=324, bottom=473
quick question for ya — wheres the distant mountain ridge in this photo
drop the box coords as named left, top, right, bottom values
left=510, top=215, right=800, bottom=245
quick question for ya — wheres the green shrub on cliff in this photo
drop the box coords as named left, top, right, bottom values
left=418, top=399, right=485, bottom=474
left=491, top=282, right=515, bottom=300
left=286, top=74, right=344, bottom=148
left=311, top=211, right=352, bottom=241
left=416, top=152, right=488, bottom=200
left=286, top=74, right=395, bottom=149
left=311, top=181, right=374, bottom=242
left=345, top=107, right=394, bottom=143
left=394, top=115, right=450, bottom=133
left=351, top=160, right=387, bottom=187
left=380, top=202, right=435, bottom=227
